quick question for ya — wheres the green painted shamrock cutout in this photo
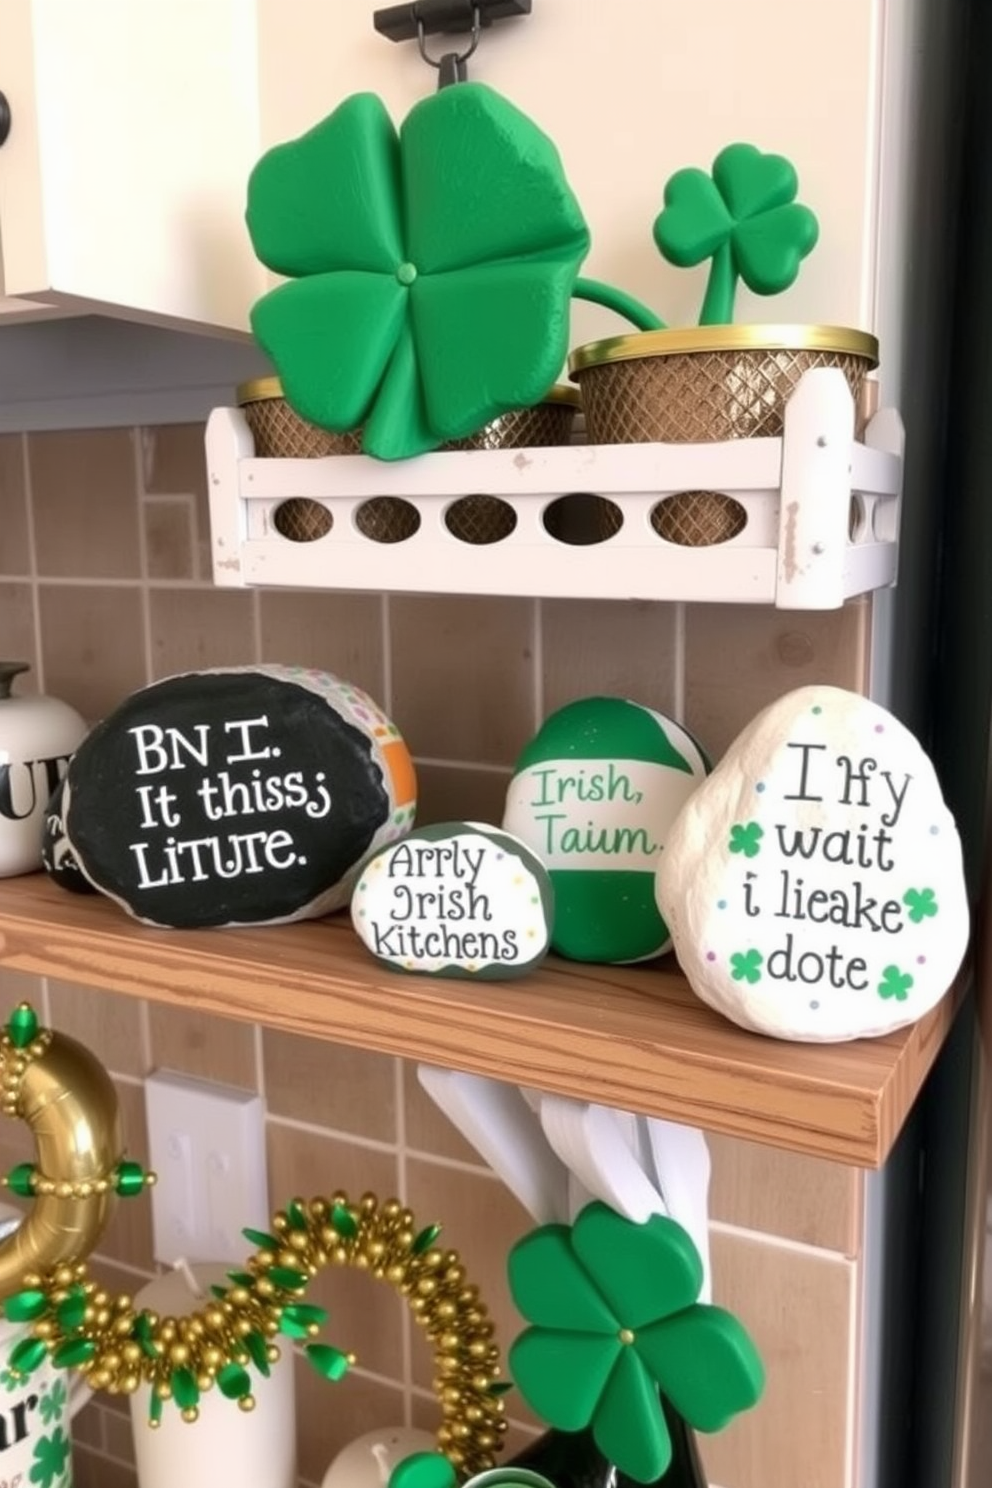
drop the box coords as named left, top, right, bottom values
left=38, top=1378, right=67, bottom=1426
left=653, top=143, right=819, bottom=325
left=29, top=1428, right=70, bottom=1488
left=508, top=1202, right=764, bottom=1484
left=246, top=84, right=590, bottom=461
left=388, top=1451, right=456, bottom=1488
left=903, top=887, right=938, bottom=923
left=730, top=950, right=763, bottom=984
left=728, top=821, right=763, bottom=858
left=878, top=965, right=914, bottom=1002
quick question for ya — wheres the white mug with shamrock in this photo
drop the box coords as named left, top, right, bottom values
left=0, top=1313, right=90, bottom=1488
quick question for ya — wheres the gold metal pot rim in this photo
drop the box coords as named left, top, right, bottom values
left=568, top=324, right=880, bottom=376
left=236, top=377, right=580, bottom=408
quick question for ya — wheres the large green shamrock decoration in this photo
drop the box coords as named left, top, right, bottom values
left=246, top=85, right=590, bottom=461
left=508, top=1202, right=764, bottom=1484
left=653, top=143, right=818, bottom=326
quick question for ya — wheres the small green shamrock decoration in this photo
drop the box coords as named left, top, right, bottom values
left=388, top=1452, right=456, bottom=1488
left=728, top=821, right=764, bottom=858
left=247, top=85, right=590, bottom=461
left=878, top=965, right=914, bottom=1002
left=508, top=1202, right=764, bottom=1484
left=730, top=950, right=763, bottom=985
left=29, top=1428, right=70, bottom=1488
left=38, top=1378, right=67, bottom=1427
left=903, top=887, right=938, bottom=923
left=653, top=143, right=819, bottom=325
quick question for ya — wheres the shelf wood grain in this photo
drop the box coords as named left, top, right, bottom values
left=0, top=875, right=965, bottom=1168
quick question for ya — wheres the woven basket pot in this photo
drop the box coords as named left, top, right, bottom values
left=237, top=378, right=579, bottom=544
left=568, top=324, right=879, bottom=546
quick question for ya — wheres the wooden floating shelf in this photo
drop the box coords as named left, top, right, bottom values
left=0, top=876, right=963, bottom=1169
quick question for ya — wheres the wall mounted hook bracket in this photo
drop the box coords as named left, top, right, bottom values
left=374, top=0, right=532, bottom=87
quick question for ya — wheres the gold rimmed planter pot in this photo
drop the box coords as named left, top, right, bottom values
left=236, top=378, right=581, bottom=545
left=568, top=324, right=879, bottom=547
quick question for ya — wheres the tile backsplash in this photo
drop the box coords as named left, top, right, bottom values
left=0, top=425, right=870, bottom=1488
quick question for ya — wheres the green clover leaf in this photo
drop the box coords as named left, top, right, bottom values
left=29, top=1428, right=70, bottom=1488
left=246, top=86, right=590, bottom=461
left=653, top=142, right=818, bottom=324
left=38, top=1378, right=67, bottom=1426
left=388, top=1452, right=457, bottom=1488
left=0, top=1367, right=19, bottom=1394
left=878, top=965, right=914, bottom=1002
left=508, top=1203, right=764, bottom=1484
left=728, top=821, right=764, bottom=858
left=903, top=887, right=938, bottom=923
left=730, top=950, right=763, bottom=984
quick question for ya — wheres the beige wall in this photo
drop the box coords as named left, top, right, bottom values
left=0, top=424, right=872, bottom=1488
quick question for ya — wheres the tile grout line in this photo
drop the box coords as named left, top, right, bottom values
left=266, top=1109, right=400, bottom=1157
left=532, top=598, right=544, bottom=730
left=132, top=427, right=155, bottom=688
left=709, top=1216, right=856, bottom=1265
left=673, top=600, right=687, bottom=721
left=394, top=1057, right=413, bottom=1428
left=413, top=757, right=513, bottom=776
left=21, top=431, right=44, bottom=690
left=381, top=591, right=394, bottom=715
left=844, top=1247, right=861, bottom=1488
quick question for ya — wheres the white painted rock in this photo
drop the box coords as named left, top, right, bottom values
left=503, top=697, right=709, bottom=963
left=656, top=685, right=969, bottom=1042
left=352, top=822, right=554, bottom=978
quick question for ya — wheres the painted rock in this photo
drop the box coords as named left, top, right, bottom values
left=59, top=666, right=416, bottom=928
left=656, top=685, right=970, bottom=1042
left=502, top=698, right=709, bottom=963
left=41, top=777, right=97, bottom=894
left=352, top=822, right=554, bottom=978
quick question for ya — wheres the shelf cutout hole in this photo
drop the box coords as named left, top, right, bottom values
left=849, top=494, right=868, bottom=542
left=651, top=492, right=746, bottom=546
left=272, top=498, right=333, bottom=543
left=543, top=493, right=622, bottom=545
left=872, top=498, right=899, bottom=544
left=354, top=497, right=421, bottom=543
left=444, top=495, right=516, bottom=544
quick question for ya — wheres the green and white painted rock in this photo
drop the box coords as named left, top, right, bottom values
left=502, top=698, right=710, bottom=963
left=656, top=685, right=970, bottom=1042
left=351, top=822, right=554, bottom=979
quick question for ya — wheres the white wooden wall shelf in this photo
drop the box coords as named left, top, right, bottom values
left=206, top=369, right=903, bottom=609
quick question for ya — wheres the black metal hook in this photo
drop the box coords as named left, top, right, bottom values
left=417, top=6, right=480, bottom=87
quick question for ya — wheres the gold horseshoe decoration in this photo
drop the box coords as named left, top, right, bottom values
left=0, top=1004, right=129, bottom=1293
left=0, top=1008, right=506, bottom=1478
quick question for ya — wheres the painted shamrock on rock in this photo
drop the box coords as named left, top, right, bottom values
left=656, top=686, right=970, bottom=1042
left=246, top=85, right=590, bottom=460
left=506, top=1202, right=763, bottom=1484
left=653, top=143, right=819, bottom=324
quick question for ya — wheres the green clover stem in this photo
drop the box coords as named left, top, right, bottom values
left=573, top=277, right=665, bottom=332
left=699, top=242, right=736, bottom=326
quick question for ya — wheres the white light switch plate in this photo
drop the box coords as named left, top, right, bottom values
left=145, top=1069, right=268, bottom=1265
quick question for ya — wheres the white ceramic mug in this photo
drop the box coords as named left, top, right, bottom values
left=0, top=1315, right=90, bottom=1488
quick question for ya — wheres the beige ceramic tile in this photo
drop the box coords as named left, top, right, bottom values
left=708, top=1134, right=863, bottom=1256
left=296, top=1358, right=404, bottom=1486
left=102, top=1406, right=137, bottom=1465
left=148, top=587, right=257, bottom=677
left=72, top=1400, right=105, bottom=1450
left=258, top=590, right=386, bottom=700
left=404, top=1160, right=534, bottom=1411
left=148, top=1002, right=258, bottom=1089
left=265, top=1125, right=402, bottom=1382
left=140, top=424, right=212, bottom=579
left=684, top=599, right=870, bottom=759
left=0, top=967, right=43, bottom=1012
left=29, top=429, right=141, bottom=579
left=38, top=584, right=146, bottom=722
left=413, top=763, right=513, bottom=828
left=47, top=982, right=148, bottom=1079
left=72, top=1447, right=137, bottom=1488
left=541, top=599, right=679, bottom=716
left=698, top=1230, right=855, bottom=1488
left=0, top=435, right=29, bottom=575
left=263, top=1028, right=398, bottom=1143
left=0, top=582, right=39, bottom=684
left=390, top=596, right=536, bottom=765
left=96, top=1080, right=155, bottom=1272
left=143, top=497, right=195, bottom=580
left=402, top=1059, right=489, bottom=1166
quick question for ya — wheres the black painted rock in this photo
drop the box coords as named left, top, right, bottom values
left=41, top=778, right=97, bottom=894
left=351, top=822, right=554, bottom=978
left=59, top=666, right=417, bottom=928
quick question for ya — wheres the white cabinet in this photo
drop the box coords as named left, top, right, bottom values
left=0, top=0, right=261, bottom=331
